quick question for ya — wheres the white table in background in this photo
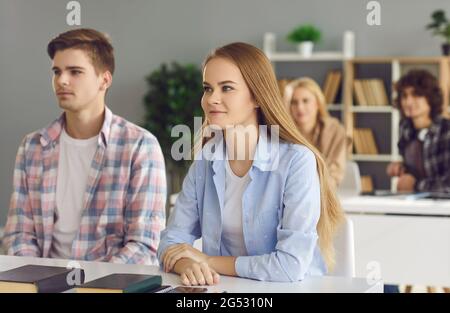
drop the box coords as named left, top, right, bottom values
left=0, top=255, right=382, bottom=293
left=341, top=195, right=450, bottom=286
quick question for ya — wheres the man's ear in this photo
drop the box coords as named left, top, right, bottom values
left=100, top=71, right=113, bottom=91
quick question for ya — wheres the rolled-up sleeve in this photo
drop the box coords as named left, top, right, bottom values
left=235, top=148, right=322, bottom=282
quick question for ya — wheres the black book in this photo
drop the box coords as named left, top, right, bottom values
left=75, top=273, right=162, bottom=293
left=0, top=264, right=85, bottom=293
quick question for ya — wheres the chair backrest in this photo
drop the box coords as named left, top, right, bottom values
left=331, top=216, right=356, bottom=277
left=168, top=193, right=179, bottom=217
left=338, top=161, right=362, bottom=197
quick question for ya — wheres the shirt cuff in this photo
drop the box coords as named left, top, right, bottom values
left=235, top=256, right=251, bottom=278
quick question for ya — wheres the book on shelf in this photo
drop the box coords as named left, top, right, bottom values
left=362, top=80, right=376, bottom=106
left=373, top=79, right=390, bottom=105
left=352, top=129, right=362, bottom=154
left=353, top=80, right=367, bottom=106
left=75, top=273, right=162, bottom=293
left=323, top=70, right=342, bottom=104
left=0, top=264, right=85, bottom=293
left=353, top=79, right=389, bottom=106
left=361, top=176, right=374, bottom=193
left=353, top=128, right=379, bottom=155
left=277, top=71, right=342, bottom=104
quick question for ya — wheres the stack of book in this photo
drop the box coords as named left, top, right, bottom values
left=353, top=128, right=379, bottom=155
left=0, top=264, right=163, bottom=293
left=353, top=79, right=389, bottom=106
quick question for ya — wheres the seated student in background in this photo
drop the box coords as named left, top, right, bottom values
left=157, top=42, right=344, bottom=286
left=387, top=69, right=450, bottom=193
left=3, top=29, right=166, bottom=264
left=283, top=78, right=348, bottom=189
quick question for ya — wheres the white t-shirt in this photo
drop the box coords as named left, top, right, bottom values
left=221, top=160, right=250, bottom=256
left=50, top=128, right=98, bottom=259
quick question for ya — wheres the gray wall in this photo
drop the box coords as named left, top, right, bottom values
left=1, top=0, right=449, bottom=226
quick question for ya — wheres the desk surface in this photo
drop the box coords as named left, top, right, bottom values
left=0, top=255, right=382, bottom=293
left=341, top=195, right=450, bottom=216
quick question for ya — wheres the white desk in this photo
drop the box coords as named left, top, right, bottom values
left=0, top=255, right=382, bottom=293
left=341, top=195, right=450, bottom=286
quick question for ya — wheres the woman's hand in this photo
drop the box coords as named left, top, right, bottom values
left=177, top=259, right=220, bottom=286
left=162, top=243, right=209, bottom=273
left=386, top=162, right=404, bottom=177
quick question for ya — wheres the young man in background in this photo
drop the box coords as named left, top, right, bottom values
left=387, top=69, right=450, bottom=193
left=4, top=28, right=166, bottom=264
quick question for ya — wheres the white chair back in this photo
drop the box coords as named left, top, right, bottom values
left=338, top=161, right=362, bottom=197
left=332, top=217, right=356, bottom=277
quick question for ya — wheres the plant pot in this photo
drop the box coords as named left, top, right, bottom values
left=297, top=41, right=314, bottom=57
left=442, top=43, right=450, bottom=56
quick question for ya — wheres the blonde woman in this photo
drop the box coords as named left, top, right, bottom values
left=157, top=43, right=344, bottom=286
left=284, top=78, right=348, bottom=188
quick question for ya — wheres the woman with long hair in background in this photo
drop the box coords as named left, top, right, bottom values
left=284, top=78, right=349, bottom=189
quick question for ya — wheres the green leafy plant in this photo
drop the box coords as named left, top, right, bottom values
left=142, top=62, right=203, bottom=190
left=287, top=24, right=322, bottom=43
left=426, top=10, right=450, bottom=44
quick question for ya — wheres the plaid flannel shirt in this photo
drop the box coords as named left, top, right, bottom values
left=398, top=116, right=450, bottom=193
left=3, top=107, right=166, bottom=264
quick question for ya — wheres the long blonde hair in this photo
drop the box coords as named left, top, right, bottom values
left=197, top=42, right=344, bottom=271
left=283, top=77, right=330, bottom=121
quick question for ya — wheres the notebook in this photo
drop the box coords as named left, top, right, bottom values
left=0, top=264, right=85, bottom=293
left=75, top=273, right=162, bottom=293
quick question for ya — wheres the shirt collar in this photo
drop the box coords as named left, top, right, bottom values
left=39, top=106, right=113, bottom=148
left=205, top=128, right=280, bottom=173
left=401, top=115, right=444, bottom=139
left=429, top=115, right=443, bottom=136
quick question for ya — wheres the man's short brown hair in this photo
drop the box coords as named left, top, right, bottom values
left=47, top=28, right=115, bottom=75
left=395, top=69, right=443, bottom=119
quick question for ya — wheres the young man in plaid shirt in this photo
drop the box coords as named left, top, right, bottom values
left=3, top=29, right=166, bottom=264
left=387, top=69, right=450, bottom=193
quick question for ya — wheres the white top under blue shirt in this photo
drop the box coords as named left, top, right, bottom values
left=157, top=130, right=326, bottom=282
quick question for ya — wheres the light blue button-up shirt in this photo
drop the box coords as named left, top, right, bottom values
left=158, top=131, right=326, bottom=282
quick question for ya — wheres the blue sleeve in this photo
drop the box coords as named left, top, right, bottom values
left=157, top=161, right=202, bottom=264
left=235, top=147, right=322, bottom=281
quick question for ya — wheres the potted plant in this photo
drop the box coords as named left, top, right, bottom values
left=142, top=62, right=203, bottom=196
left=426, top=10, right=450, bottom=55
left=287, top=24, right=321, bottom=57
